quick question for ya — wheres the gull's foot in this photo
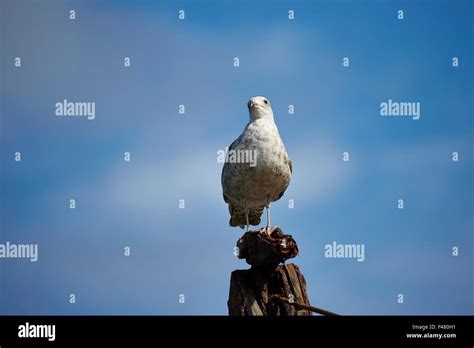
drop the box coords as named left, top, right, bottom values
left=260, top=225, right=278, bottom=238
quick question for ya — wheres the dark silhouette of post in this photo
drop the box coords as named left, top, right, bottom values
left=227, top=227, right=313, bottom=316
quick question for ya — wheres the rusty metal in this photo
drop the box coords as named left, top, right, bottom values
left=270, top=294, right=340, bottom=316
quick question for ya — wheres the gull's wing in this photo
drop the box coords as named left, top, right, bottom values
left=221, top=134, right=242, bottom=203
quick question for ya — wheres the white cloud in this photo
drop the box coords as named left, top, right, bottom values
left=287, top=137, right=358, bottom=206
left=101, top=147, right=223, bottom=218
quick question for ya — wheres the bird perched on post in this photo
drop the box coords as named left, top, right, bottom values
left=221, top=96, right=292, bottom=234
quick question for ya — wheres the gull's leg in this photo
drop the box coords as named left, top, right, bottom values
left=244, top=208, right=250, bottom=232
left=266, top=204, right=271, bottom=228
left=265, top=199, right=272, bottom=235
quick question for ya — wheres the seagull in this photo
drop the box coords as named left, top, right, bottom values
left=221, top=96, right=292, bottom=235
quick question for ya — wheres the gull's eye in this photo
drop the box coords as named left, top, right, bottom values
left=264, top=100, right=268, bottom=105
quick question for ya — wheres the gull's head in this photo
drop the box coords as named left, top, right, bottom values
left=247, top=96, right=273, bottom=121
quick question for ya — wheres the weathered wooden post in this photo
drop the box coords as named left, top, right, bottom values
left=227, top=227, right=313, bottom=316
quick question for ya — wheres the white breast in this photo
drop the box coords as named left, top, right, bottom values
left=222, top=118, right=292, bottom=209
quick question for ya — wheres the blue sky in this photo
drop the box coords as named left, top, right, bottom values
left=0, top=0, right=472, bottom=315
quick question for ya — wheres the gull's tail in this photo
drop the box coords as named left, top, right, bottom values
left=229, top=205, right=264, bottom=229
